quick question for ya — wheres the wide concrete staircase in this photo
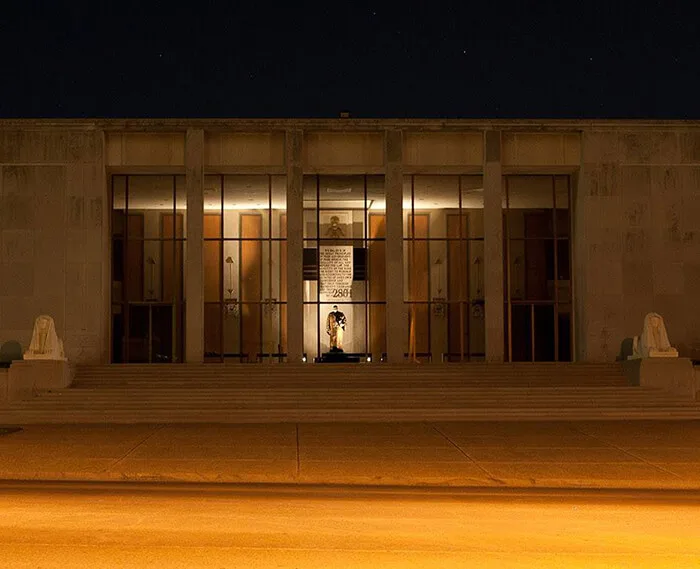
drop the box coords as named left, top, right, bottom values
left=2, top=363, right=700, bottom=423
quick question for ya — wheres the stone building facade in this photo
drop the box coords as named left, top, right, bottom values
left=0, top=119, right=698, bottom=365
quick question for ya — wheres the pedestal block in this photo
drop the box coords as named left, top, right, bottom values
left=0, top=369, right=8, bottom=406
left=624, top=357, right=697, bottom=400
left=315, top=351, right=361, bottom=363
left=7, top=361, right=75, bottom=402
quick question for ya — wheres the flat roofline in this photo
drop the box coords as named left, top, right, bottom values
left=2, top=117, right=700, bottom=131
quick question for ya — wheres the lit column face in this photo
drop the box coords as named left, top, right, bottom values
left=403, top=175, right=485, bottom=363
left=202, top=175, right=287, bottom=363
left=302, top=175, right=386, bottom=362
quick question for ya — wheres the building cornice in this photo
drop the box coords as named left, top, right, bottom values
left=2, top=117, right=700, bottom=131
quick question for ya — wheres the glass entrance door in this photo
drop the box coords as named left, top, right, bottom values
left=110, top=175, right=186, bottom=363
left=403, top=175, right=486, bottom=362
left=201, top=174, right=287, bottom=363
left=503, top=175, right=573, bottom=362
left=126, top=303, right=176, bottom=363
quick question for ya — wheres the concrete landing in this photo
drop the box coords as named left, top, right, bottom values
left=1, top=421, right=700, bottom=490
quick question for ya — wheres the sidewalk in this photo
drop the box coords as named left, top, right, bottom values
left=2, top=421, right=700, bottom=490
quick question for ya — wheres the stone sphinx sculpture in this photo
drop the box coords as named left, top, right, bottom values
left=24, top=315, right=66, bottom=361
left=629, top=312, right=678, bottom=359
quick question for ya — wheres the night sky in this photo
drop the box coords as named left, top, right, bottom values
left=1, top=1, right=698, bottom=119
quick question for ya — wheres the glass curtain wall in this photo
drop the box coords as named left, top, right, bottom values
left=203, top=175, right=287, bottom=363
left=503, top=175, right=572, bottom=362
left=111, top=175, right=186, bottom=363
left=303, top=175, right=386, bottom=362
left=403, top=175, right=485, bottom=362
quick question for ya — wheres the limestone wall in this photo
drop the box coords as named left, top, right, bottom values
left=577, top=129, right=700, bottom=361
left=0, top=129, right=106, bottom=363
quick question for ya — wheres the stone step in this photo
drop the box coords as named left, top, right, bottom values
left=72, top=378, right=630, bottom=384
left=29, top=388, right=673, bottom=398
left=8, top=362, right=688, bottom=424
left=12, top=395, right=695, bottom=404
left=73, top=374, right=629, bottom=381
left=74, top=369, right=627, bottom=375
left=77, top=363, right=622, bottom=368
left=2, top=408, right=700, bottom=424
left=12, top=391, right=692, bottom=408
left=40, top=388, right=649, bottom=397
left=74, top=379, right=628, bottom=387
left=74, top=364, right=626, bottom=375
left=32, top=384, right=655, bottom=394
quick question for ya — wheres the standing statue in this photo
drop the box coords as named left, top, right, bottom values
left=326, top=305, right=347, bottom=352
left=630, top=312, right=678, bottom=359
left=24, top=315, right=66, bottom=361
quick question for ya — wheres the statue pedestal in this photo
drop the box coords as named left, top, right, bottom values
left=623, top=357, right=697, bottom=400
left=316, top=351, right=361, bottom=363
left=647, top=348, right=679, bottom=358
left=0, top=369, right=8, bottom=406
left=7, top=360, right=74, bottom=402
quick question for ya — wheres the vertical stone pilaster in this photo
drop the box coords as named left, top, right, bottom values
left=484, top=130, right=504, bottom=361
left=286, top=130, right=304, bottom=362
left=97, top=130, right=110, bottom=363
left=185, top=128, right=204, bottom=363
left=572, top=168, right=586, bottom=362
left=385, top=129, right=405, bottom=363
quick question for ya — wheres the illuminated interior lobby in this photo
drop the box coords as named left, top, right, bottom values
left=1, top=120, right=699, bottom=366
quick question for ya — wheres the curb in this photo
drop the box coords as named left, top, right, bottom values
left=1, top=471, right=699, bottom=491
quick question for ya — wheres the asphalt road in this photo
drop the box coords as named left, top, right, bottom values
left=1, top=482, right=700, bottom=568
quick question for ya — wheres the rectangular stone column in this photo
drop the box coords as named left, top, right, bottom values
left=385, top=130, right=406, bottom=363
left=286, top=130, right=304, bottom=363
left=483, top=130, right=504, bottom=362
left=185, top=128, right=204, bottom=363
left=97, top=130, right=110, bottom=363
left=572, top=168, right=585, bottom=362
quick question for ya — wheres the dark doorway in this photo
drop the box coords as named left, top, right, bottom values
left=504, top=175, right=573, bottom=362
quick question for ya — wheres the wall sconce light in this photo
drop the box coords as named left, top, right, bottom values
left=224, top=301, right=239, bottom=318
left=473, top=256, right=483, bottom=298
left=432, top=297, right=446, bottom=318
left=432, top=257, right=446, bottom=317
left=146, top=256, right=156, bottom=301
left=434, top=257, right=443, bottom=297
left=264, top=298, right=278, bottom=315
left=224, top=256, right=239, bottom=318
left=513, top=256, right=523, bottom=297
left=225, top=256, right=234, bottom=300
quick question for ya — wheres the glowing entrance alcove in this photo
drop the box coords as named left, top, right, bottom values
left=302, top=175, right=386, bottom=362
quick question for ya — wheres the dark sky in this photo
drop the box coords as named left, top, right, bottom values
left=1, top=1, right=697, bottom=119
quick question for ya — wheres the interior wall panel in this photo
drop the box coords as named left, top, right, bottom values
left=241, top=214, right=262, bottom=359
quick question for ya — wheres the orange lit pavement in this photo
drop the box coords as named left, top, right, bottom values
left=1, top=482, right=699, bottom=568
left=2, top=421, right=700, bottom=489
